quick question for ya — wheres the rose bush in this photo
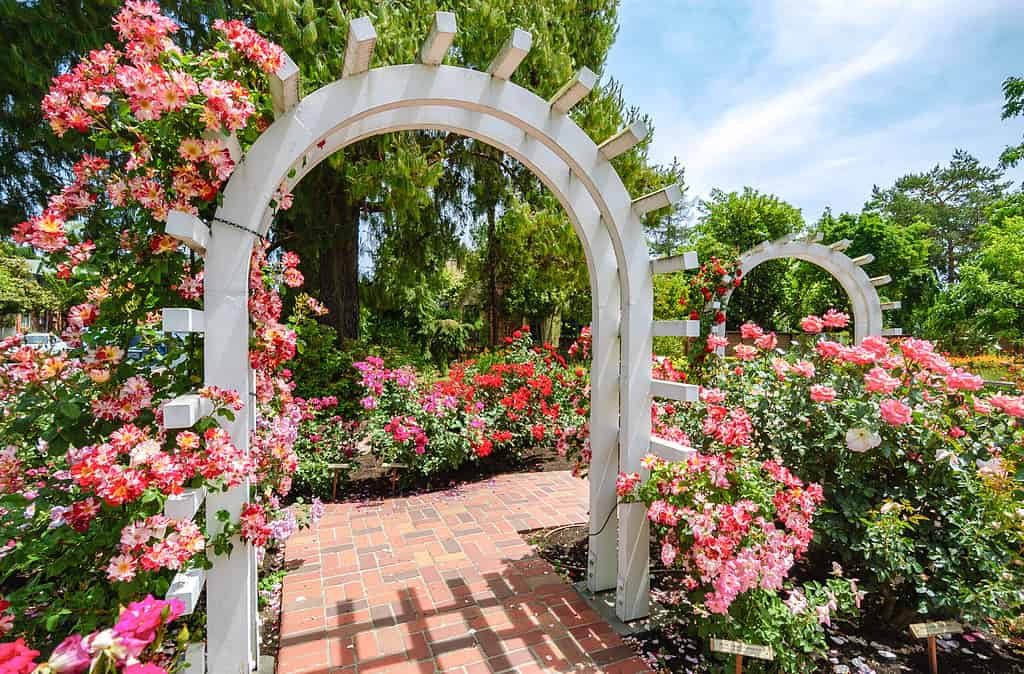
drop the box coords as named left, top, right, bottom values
left=619, top=453, right=860, bottom=673
left=291, top=396, right=359, bottom=499
left=663, top=311, right=1024, bottom=626
left=1, top=1, right=311, bottom=668
left=354, top=327, right=591, bottom=480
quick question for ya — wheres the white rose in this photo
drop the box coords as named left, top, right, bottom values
left=846, top=427, right=881, bottom=453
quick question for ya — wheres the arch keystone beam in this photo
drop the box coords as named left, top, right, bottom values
left=420, top=11, right=457, bottom=65
left=632, top=183, right=683, bottom=216
left=598, top=120, right=649, bottom=159
left=550, top=67, right=598, bottom=113
left=269, top=52, right=300, bottom=118
left=165, top=211, right=209, bottom=254
left=487, top=28, right=532, bottom=80
left=651, top=250, right=699, bottom=274
left=342, top=17, right=377, bottom=77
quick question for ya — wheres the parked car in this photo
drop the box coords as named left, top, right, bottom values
left=23, top=332, right=68, bottom=354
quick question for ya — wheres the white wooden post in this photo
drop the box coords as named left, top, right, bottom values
left=203, top=222, right=258, bottom=673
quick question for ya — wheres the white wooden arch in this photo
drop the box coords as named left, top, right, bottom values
left=162, top=13, right=701, bottom=671
left=712, top=234, right=901, bottom=344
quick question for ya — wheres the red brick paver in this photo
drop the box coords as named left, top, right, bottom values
left=277, top=471, right=652, bottom=673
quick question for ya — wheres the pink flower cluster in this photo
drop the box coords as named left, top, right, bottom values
left=108, top=516, right=204, bottom=582
left=384, top=416, right=430, bottom=454
left=621, top=454, right=823, bottom=615
left=213, top=19, right=285, bottom=73
left=0, top=595, right=182, bottom=674
left=702, top=405, right=753, bottom=447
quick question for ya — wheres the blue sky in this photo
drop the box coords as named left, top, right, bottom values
left=605, top=0, right=1024, bottom=223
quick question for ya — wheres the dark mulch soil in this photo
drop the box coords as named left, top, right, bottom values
left=338, top=443, right=576, bottom=501
left=528, top=524, right=1024, bottom=674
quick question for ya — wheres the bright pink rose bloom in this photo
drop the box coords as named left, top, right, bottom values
left=739, top=322, right=764, bottom=340
left=800, top=315, right=825, bottom=333
left=810, top=385, right=836, bottom=403
left=864, top=367, right=899, bottom=394
left=114, top=595, right=184, bottom=644
left=123, top=666, right=168, bottom=674
left=879, top=398, right=912, bottom=426
left=0, top=639, right=39, bottom=674
left=822, top=309, right=850, bottom=328
left=43, top=634, right=89, bottom=674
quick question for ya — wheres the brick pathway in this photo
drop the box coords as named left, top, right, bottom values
left=277, top=471, right=652, bottom=673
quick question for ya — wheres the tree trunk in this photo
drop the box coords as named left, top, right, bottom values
left=487, top=203, right=498, bottom=347
left=318, top=183, right=361, bottom=340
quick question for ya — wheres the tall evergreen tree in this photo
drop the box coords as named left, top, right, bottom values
left=865, top=149, right=1009, bottom=283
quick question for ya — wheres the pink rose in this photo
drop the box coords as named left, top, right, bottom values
left=864, top=367, right=899, bottom=394
left=879, top=398, right=912, bottom=426
left=800, top=315, right=825, bottom=333
left=822, top=309, right=850, bottom=328
left=810, top=385, right=836, bottom=403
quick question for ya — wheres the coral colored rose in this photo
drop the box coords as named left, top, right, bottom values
left=800, top=315, right=825, bottom=333
left=706, top=334, right=728, bottom=351
left=739, top=322, right=764, bottom=340
left=809, top=385, right=836, bottom=403
left=864, top=367, right=899, bottom=394
left=879, top=398, right=912, bottom=426
left=0, top=639, right=39, bottom=674
left=754, top=331, right=777, bottom=350
left=822, top=309, right=850, bottom=328
left=733, top=344, right=758, bottom=361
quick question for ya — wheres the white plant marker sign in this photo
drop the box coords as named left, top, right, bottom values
left=163, top=12, right=695, bottom=671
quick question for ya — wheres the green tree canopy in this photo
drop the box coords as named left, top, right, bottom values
left=865, top=149, right=1009, bottom=283
left=925, top=214, right=1024, bottom=352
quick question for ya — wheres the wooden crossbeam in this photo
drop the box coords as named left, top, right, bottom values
left=651, top=251, right=699, bottom=274
left=598, top=120, right=649, bottom=159
left=652, top=320, right=701, bottom=338
left=487, top=28, right=532, bottom=80
left=632, top=184, right=683, bottom=216
left=165, top=211, right=209, bottom=254
left=550, top=67, right=598, bottom=114
left=420, top=11, right=457, bottom=65
left=342, top=17, right=377, bottom=78
left=162, top=308, right=204, bottom=334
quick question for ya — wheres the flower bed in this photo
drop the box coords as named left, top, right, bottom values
left=353, top=328, right=591, bottom=481
left=658, top=312, right=1024, bottom=630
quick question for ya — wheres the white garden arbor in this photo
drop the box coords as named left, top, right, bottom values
left=161, top=13, right=700, bottom=672
left=711, top=233, right=902, bottom=344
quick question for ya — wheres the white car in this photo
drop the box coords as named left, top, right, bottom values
left=23, top=333, right=69, bottom=354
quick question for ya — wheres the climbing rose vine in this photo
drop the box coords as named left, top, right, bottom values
left=1, top=1, right=308, bottom=668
